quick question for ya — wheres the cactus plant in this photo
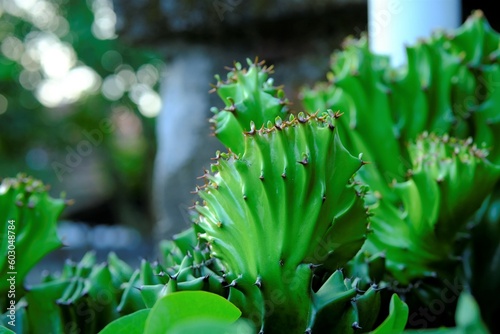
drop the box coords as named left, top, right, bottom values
left=0, top=174, right=69, bottom=311
left=209, top=59, right=290, bottom=154
left=357, top=133, right=500, bottom=284
left=195, top=110, right=375, bottom=333
left=300, top=8, right=500, bottom=330
left=2, top=9, right=500, bottom=334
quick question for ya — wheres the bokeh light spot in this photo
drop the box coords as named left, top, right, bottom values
left=25, top=147, right=49, bottom=170
left=0, top=94, right=8, bottom=115
left=102, top=74, right=125, bottom=100
left=1, top=35, right=24, bottom=61
left=36, top=65, right=100, bottom=107
left=101, top=49, right=122, bottom=71
left=137, top=63, right=160, bottom=87
left=138, top=90, right=162, bottom=118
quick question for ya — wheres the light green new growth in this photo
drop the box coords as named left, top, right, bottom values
left=210, top=59, right=290, bottom=154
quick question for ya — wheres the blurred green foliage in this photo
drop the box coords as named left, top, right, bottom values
left=0, top=0, right=165, bottom=228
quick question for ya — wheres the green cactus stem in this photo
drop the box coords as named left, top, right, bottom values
left=301, top=10, right=500, bottom=199
left=194, top=111, right=375, bottom=332
left=364, top=133, right=500, bottom=286
left=298, top=12, right=500, bottom=329
left=1, top=251, right=168, bottom=334
left=301, top=9, right=500, bottom=287
left=209, top=59, right=290, bottom=154
left=0, top=174, right=68, bottom=311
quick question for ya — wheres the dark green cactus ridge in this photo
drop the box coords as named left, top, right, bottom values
left=464, top=186, right=500, bottom=333
left=194, top=111, right=374, bottom=332
left=209, top=59, right=290, bottom=154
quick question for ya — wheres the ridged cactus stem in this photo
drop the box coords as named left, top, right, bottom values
left=195, top=111, right=370, bottom=332
left=209, top=59, right=290, bottom=155
left=364, top=133, right=500, bottom=285
left=302, top=11, right=500, bottom=295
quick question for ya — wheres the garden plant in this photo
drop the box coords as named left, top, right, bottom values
left=1, top=9, right=500, bottom=334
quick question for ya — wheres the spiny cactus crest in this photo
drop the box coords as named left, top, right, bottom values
left=209, top=58, right=290, bottom=155
left=300, top=9, right=500, bottom=321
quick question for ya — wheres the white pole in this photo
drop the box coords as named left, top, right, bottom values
left=368, top=0, right=462, bottom=68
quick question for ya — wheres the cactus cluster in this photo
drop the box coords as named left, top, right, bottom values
left=2, top=9, right=500, bottom=334
left=301, top=9, right=500, bottom=329
left=1, top=251, right=164, bottom=333
left=356, top=133, right=500, bottom=284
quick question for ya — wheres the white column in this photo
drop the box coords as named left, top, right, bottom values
left=368, top=0, right=462, bottom=68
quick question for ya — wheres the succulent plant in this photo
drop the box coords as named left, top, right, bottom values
left=0, top=174, right=69, bottom=311
left=362, top=133, right=500, bottom=285
left=301, top=10, right=500, bottom=196
left=209, top=59, right=290, bottom=154
left=3, top=10, right=500, bottom=334
left=300, top=9, right=500, bottom=329
left=1, top=228, right=235, bottom=334
left=194, top=108, right=383, bottom=333
left=2, top=251, right=144, bottom=334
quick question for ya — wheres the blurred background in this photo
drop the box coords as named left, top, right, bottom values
left=0, top=0, right=498, bottom=282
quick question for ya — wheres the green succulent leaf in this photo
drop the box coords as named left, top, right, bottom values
left=169, top=318, right=255, bottom=334
left=0, top=325, right=15, bottom=334
left=370, top=294, right=409, bottom=334
left=144, top=291, right=242, bottom=334
left=98, top=309, right=150, bottom=334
